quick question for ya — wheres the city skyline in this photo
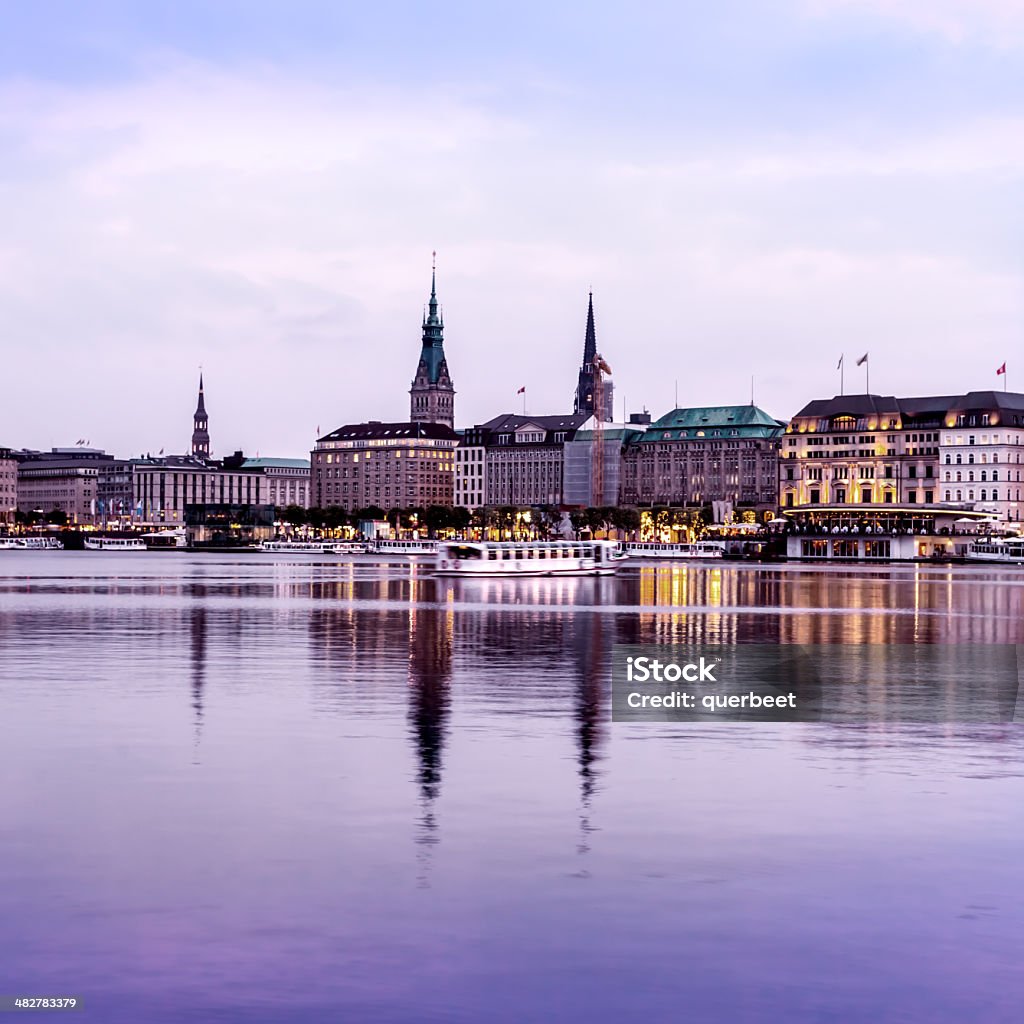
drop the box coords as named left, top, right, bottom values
left=1, top=1, right=1022, bottom=456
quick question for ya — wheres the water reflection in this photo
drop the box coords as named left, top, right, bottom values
left=407, top=591, right=454, bottom=884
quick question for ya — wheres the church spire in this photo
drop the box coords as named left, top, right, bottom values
left=582, top=291, right=597, bottom=364
left=191, top=371, right=210, bottom=459
left=574, top=292, right=613, bottom=422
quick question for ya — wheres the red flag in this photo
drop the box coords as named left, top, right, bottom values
left=516, top=386, right=526, bottom=394
left=996, top=362, right=1006, bottom=375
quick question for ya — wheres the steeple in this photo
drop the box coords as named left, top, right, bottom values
left=583, top=292, right=597, bottom=365
left=574, top=292, right=613, bottom=422
left=410, top=253, right=455, bottom=429
left=191, top=372, right=210, bottom=458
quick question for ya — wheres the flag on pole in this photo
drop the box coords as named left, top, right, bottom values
left=997, top=362, right=1006, bottom=375
left=516, top=386, right=526, bottom=394
left=837, top=355, right=843, bottom=370
left=856, top=353, right=868, bottom=366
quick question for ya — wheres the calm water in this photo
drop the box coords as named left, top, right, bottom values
left=1, top=552, right=1022, bottom=1023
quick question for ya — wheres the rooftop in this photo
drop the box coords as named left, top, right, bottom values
left=318, top=421, right=459, bottom=443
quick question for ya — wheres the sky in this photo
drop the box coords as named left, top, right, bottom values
left=1, top=0, right=1022, bottom=458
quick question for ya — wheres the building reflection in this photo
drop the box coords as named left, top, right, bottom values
left=406, top=579, right=454, bottom=875
left=187, top=588, right=208, bottom=761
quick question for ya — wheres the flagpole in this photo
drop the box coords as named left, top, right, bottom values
left=841, top=356, right=844, bottom=396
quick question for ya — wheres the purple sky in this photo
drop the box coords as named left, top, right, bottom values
left=1, top=0, right=1022, bottom=458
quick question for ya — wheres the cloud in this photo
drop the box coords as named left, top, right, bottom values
left=0, top=43, right=1020, bottom=458
left=803, top=0, right=1024, bottom=47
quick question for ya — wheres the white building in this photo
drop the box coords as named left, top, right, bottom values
left=938, top=392, right=1024, bottom=523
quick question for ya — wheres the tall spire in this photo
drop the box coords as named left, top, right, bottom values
left=583, top=291, right=597, bottom=364
left=574, top=292, right=613, bottom=422
left=191, top=371, right=210, bottom=459
left=410, top=253, right=455, bottom=429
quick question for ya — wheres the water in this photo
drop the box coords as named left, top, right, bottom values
left=1, top=552, right=1022, bottom=1023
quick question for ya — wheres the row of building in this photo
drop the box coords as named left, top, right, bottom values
left=3, top=262, right=1023, bottom=532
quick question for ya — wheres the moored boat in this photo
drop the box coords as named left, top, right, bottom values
left=258, top=540, right=368, bottom=554
left=372, top=538, right=438, bottom=556
left=965, top=537, right=1024, bottom=564
left=434, top=540, right=624, bottom=576
left=84, top=536, right=147, bottom=551
left=618, top=540, right=725, bottom=560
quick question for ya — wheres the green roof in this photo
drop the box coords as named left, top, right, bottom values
left=652, top=404, right=781, bottom=430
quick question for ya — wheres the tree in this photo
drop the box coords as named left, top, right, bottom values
left=46, top=508, right=68, bottom=526
left=280, top=505, right=307, bottom=528
left=422, top=505, right=453, bottom=537
left=612, top=506, right=641, bottom=536
left=449, top=506, right=471, bottom=533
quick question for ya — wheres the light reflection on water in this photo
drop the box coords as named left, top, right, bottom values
left=0, top=551, right=1022, bottom=1024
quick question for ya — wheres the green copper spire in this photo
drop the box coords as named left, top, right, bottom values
left=419, top=252, right=445, bottom=381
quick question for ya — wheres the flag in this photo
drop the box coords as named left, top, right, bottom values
left=856, top=353, right=868, bottom=366
left=997, top=362, right=1006, bottom=375
left=836, top=355, right=843, bottom=370
left=516, top=386, right=526, bottom=395
left=158, top=448, right=164, bottom=455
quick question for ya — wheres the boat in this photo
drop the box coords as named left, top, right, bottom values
left=965, top=537, right=1024, bottom=564
left=84, top=536, right=147, bottom=551
left=258, top=540, right=368, bottom=554
left=433, top=540, right=624, bottom=577
left=618, top=540, right=726, bottom=560
left=371, top=538, right=438, bottom=555
left=141, top=528, right=187, bottom=549
left=3, top=536, right=64, bottom=550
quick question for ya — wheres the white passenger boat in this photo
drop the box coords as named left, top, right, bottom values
left=142, top=528, right=187, bottom=549
left=258, top=540, right=368, bottom=554
left=619, top=541, right=726, bottom=560
left=965, top=537, right=1024, bottom=564
left=84, top=536, right=147, bottom=551
left=7, top=536, right=64, bottom=550
left=371, top=538, right=438, bottom=555
left=434, top=540, right=624, bottom=577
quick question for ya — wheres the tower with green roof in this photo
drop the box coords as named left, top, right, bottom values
left=409, top=254, right=455, bottom=430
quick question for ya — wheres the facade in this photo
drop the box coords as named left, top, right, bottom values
left=191, top=374, right=210, bottom=458
left=132, top=454, right=271, bottom=525
left=454, top=429, right=486, bottom=510
left=780, top=391, right=1024, bottom=524
left=573, top=293, right=614, bottom=423
left=0, top=447, right=16, bottom=525
left=16, top=448, right=114, bottom=525
left=938, top=392, right=1024, bottom=523
left=617, top=405, right=782, bottom=513
left=564, top=421, right=643, bottom=508
left=240, top=458, right=311, bottom=509
left=455, top=413, right=589, bottom=510
left=409, top=262, right=455, bottom=429
left=312, top=421, right=458, bottom=512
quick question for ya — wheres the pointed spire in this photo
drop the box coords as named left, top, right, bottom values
left=583, top=291, right=597, bottom=363
left=194, top=371, right=207, bottom=416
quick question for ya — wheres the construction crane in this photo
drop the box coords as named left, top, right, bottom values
left=591, top=354, right=612, bottom=507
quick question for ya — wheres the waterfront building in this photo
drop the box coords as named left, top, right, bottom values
left=617, top=405, right=782, bottom=515
left=573, top=293, right=614, bottom=423
left=454, top=428, right=487, bottom=510
left=16, top=448, right=114, bottom=525
left=131, top=452, right=275, bottom=525
left=938, top=391, right=1024, bottom=523
left=781, top=390, right=1024, bottom=524
left=239, top=458, right=311, bottom=509
left=455, top=413, right=589, bottom=510
left=563, top=419, right=646, bottom=508
left=0, top=447, right=16, bottom=525
left=315, top=262, right=459, bottom=512
left=192, top=374, right=211, bottom=459
left=409, top=260, right=455, bottom=430
left=312, top=422, right=458, bottom=512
